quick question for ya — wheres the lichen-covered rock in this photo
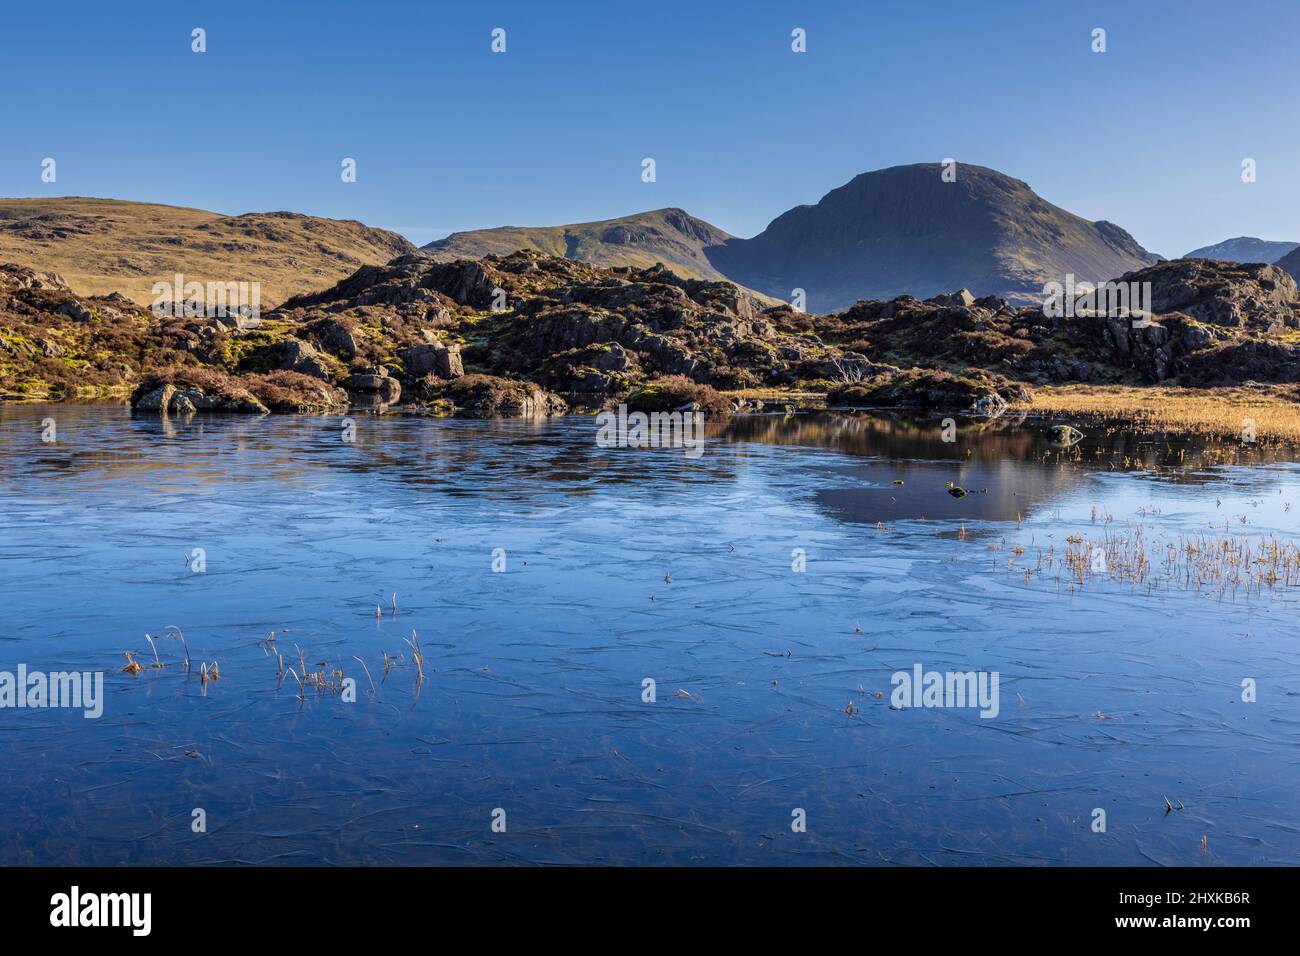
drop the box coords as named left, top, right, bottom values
left=543, top=342, right=642, bottom=394
left=308, top=317, right=358, bottom=360
left=274, top=339, right=331, bottom=380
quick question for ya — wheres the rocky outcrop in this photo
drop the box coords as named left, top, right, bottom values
left=1, top=264, right=158, bottom=399
left=286, top=249, right=842, bottom=396
left=129, top=368, right=346, bottom=414
left=1129, top=259, right=1298, bottom=331
left=0, top=263, right=71, bottom=292
left=543, top=342, right=641, bottom=393
left=282, top=255, right=499, bottom=312
left=414, top=374, right=567, bottom=418
left=258, top=251, right=1300, bottom=406
left=1180, top=337, right=1300, bottom=385
left=9, top=243, right=1300, bottom=413
left=465, top=254, right=839, bottom=391
left=131, top=380, right=268, bottom=415
left=273, top=339, right=332, bottom=379
left=346, top=365, right=401, bottom=404
left=811, top=258, right=1300, bottom=387
left=57, top=299, right=94, bottom=322
left=828, top=369, right=1030, bottom=414
left=397, top=342, right=463, bottom=379
left=1047, top=261, right=1300, bottom=382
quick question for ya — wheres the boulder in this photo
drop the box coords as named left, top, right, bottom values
left=591, top=342, right=634, bottom=373
left=276, top=339, right=331, bottom=380
left=970, top=391, right=1009, bottom=418
left=398, top=343, right=463, bottom=379
left=926, top=289, right=976, bottom=309
left=133, top=384, right=176, bottom=412
left=171, top=391, right=197, bottom=414
left=1048, top=424, right=1084, bottom=446
left=422, top=259, right=497, bottom=308
left=347, top=365, right=401, bottom=403
left=58, top=300, right=93, bottom=322
left=310, top=318, right=358, bottom=359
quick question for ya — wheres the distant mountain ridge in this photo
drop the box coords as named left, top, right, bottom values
left=423, top=164, right=1159, bottom=312
left=1182, top=236, right=1299, bottom=264
left=0, top=197, right=416, bottom=306
left=424, top=208, right=735, bottom=283
left=6, top=165, right=1164, bottom=315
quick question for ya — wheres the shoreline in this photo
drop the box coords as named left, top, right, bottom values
left=6, top=382, right=1299, bottom=441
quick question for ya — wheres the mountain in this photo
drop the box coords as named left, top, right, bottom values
left=0, top=166, right=1168, bottom=319
left=1182, top=237, right=1299, bottom=264
left=1277, top=246, right=1300, bottom=285
left=420, top=166, right=1159, bottom=313
left=423, top=208, right=735, bottom=283
left=0, top=198, right=416, bottom=307
left=705, top=164, right=1160, bottom=312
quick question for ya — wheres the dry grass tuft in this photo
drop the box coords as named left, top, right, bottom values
left=1017, top=385, right=1300, bottom=443
left=1005, top=521, right=1300, bottom=602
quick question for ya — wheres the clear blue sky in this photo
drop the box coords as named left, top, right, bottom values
left=4, top=0, right=1298, bottom=258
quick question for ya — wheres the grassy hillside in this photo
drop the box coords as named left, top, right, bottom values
left=0, top=197, right=416, bottom=307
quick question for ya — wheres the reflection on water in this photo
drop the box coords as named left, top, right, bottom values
left=1, top=404, right=1298, bottom=866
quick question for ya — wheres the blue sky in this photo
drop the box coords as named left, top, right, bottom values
left=3, top=0, right=1298, bottom=257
